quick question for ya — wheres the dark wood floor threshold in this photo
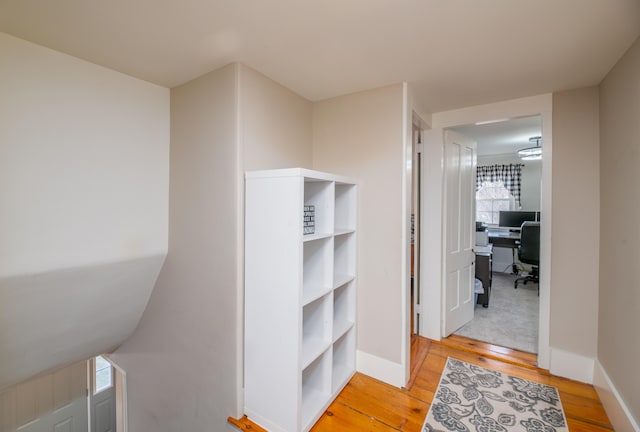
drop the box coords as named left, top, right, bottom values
left=438, top=334, right=538, bottom=370
left=406, top=334, right=431, bottom=388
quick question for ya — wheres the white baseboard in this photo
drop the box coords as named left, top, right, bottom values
left=356, top=350, right=405, bottom=388
left=549, top=348, right=594, bottom=384
left=593, top=360, right=640, bottom=432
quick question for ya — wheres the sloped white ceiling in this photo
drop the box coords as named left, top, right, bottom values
left=0, top=33, right=169, bottom=390
left=1, top=0, right=639, bottom=112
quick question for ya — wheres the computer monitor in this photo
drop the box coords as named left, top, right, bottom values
left=498, top=211, right=538, bottom=230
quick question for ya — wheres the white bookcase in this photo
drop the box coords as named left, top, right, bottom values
left=244, top=168, right=357, bottom=432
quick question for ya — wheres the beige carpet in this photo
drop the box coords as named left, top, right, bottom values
left=422, top=357, right=568, bottom=431
left=454, top=272, right=539, bottom=353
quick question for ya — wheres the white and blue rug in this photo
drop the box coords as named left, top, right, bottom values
left=423, top=358, right=568, bottom=432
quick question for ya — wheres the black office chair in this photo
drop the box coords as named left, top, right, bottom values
left=515, top=221, right=540, bottom=293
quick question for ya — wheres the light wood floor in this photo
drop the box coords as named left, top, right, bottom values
left=230, top=335, right=612, bottom=431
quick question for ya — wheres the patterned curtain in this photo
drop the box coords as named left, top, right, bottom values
left=476, top=164, right=523, bottom=206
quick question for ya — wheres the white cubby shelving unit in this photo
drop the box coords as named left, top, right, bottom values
left=244, top=168, right=357, bottom=432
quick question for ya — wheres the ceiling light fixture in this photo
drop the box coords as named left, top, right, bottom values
left=518, top=136, right=542, bottom=160
left=474, top=118, right=510, bottom=126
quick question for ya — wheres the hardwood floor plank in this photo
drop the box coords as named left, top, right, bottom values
left=566, top=417, right=615, bottom=431
left=406, top=386, right=434, bottom=406
left=333, top=373, right=427, bottom=431
left=407, top=353, right=446, bottom=401
left=311, top=402, right=400, bottom=432
left=227, top=415, right=268, bottom=431
left=229, top=336, right=613, bottom=432
left=561, top=393, right=612, bottom=427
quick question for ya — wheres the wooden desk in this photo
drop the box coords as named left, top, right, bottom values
left=487, top=230, right=520, bottom=248
left=475, top=245, right=493, bottom=307
left=487, top=230, right=520, bottom=274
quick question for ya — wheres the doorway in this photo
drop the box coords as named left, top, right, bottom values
left=419, top=94, right=552, bottom=369
left=449, top=116, right=542, bottom=354
left=0, top=354, right=127, bottom=432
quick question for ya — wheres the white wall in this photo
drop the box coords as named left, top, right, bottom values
left=312, top=84, right=406, bottom=383
left=111, top=64, right=239, bottom=432
left=241, top=69, right=411, bottom=388
left=111, top=63, right=314, bottom=430
left=240, top=64, right=312, bottom=170
left=597, top=36, right=640, bottom=430
left=0, top=33, right=169, bottom=390
left=550, top=87, right=600, bottom=368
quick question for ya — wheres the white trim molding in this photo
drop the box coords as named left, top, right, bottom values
left=549, top=348, right=594, bottom=384
left=104, top=354, right=128, bottom=432
left=356, top=350, right=405, bottom=388
left=400, top=82, right=413, bottom=389
left=593, top=360, right=640, bottom=432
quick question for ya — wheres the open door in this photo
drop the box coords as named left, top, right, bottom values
left=90, top=356, right=116, bottom=432
left=442, top=130, right=477, bottom=336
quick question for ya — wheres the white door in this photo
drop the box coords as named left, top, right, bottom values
left=442, top=130, right=477, bottom=336
left=89, top=357, right=116, bottom=432
left=0, top=361, right=88, bottom=432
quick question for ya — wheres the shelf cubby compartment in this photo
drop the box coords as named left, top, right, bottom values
left=333, top=232, right=355, bottom=288
left=333, top=272, right=354, bottom=291
left=332, top=329, right=355, bottom=393
left=333, top=281, right=355, bottom=341
left=334, top=183, right=356, bottom=233
left=303, top=237, right=333, bottom=305
left=302, top=294, right=332, bottom=369
left=304, top=179, right=334, bottom=238
left=302, top=350, right=331, bottom=431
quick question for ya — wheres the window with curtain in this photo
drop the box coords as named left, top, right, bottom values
left=476, top=164, right=523, bottom=224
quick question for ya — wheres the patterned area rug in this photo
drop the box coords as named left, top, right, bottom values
left=423, top=358, right=568, bottom=432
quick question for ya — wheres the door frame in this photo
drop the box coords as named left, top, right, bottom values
left=88, top=355, right=128, bottom=432
left=108, top=356, right=128, bottom=432
left=401, top=83, right=431, bottom=385
left=420, top=94, right=553, bottom=369
left=411, top=118, right=425, bottom=336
